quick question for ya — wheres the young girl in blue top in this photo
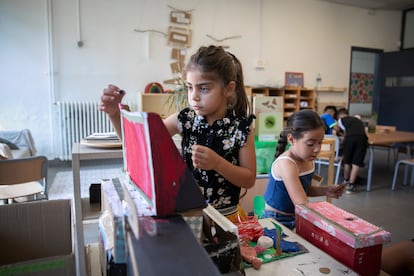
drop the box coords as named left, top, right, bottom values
left=100, top=45, right=256, bottom=223
left=263, top=110, right=344, bottom=229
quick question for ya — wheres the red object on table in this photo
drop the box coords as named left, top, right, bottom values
left=235, top=216, right=264, bottom=242
left=295, top=201, right=391, bottom=276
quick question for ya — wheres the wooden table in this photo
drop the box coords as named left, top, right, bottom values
left=72, top=143, right=123, bottom=276
left=245, top=218, right=359, bottom=275
left=366, top=130, right=414, bottom=191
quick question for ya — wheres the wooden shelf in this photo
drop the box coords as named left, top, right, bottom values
left=316, top=87, right=347, bottom=93
left=284, top=103, right=296, bottom=108
left=315, top=86, right=348, bottom=114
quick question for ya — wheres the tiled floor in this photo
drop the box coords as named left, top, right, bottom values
left=47, top=149, right=414, bottom=246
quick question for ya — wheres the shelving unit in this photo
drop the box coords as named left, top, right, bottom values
left=300, top=88, right=316, bottom=110
left=247, top=86, right=316, bottom=121
left=284, top=87, right=300, bottom=119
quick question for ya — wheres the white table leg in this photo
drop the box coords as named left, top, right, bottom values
left=72, top=147, right=86, bottom=276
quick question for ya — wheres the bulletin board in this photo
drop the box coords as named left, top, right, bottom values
left=350, top=72, right=374, bottom=103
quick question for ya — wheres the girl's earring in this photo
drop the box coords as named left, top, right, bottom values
left=227, top=101, right=234, bottom=109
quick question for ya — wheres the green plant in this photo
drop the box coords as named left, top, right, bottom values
left=368, top=112, right=377, bottom=133
left=371, top=112, right=378, bottom=122
left=165, top=71, right=188, bottom=112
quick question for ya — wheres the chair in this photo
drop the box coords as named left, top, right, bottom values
left=373, top=125, right=397, bottom=166
left=0, top=156, right=48, bottom=203
left=315, top=135, right=343, bottom=185
left=391, top=159, right=414, bottom=190
left=394, top=143, right=414, bottom=162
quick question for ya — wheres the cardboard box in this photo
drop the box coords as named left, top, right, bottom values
left=0, top=199, right=75, bottom=276
left=201, top=205, right=244, bottom=275
left=295, top=201, right=391, bottom=276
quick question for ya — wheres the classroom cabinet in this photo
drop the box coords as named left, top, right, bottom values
left=245, top=86, right=316, bottom=121
left=138, top=93, right=175, bottom=119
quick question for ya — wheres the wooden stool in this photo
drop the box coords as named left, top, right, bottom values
left=391, top=159, right=414, bottom=190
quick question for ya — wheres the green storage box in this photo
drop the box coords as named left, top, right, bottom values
left=255, top=137, right=277, bottom=174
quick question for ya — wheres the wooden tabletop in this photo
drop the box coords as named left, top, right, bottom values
left=367, top=130, right=414, bottom=145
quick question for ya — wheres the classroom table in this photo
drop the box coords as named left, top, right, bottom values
left=365, top=130, right=414, bottom=191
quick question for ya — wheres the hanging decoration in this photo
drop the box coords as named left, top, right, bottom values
left=163, top=5, right=193, bottom=92
left=133, top=4, right=194, bottom=97
left=133, top=29, right=168, bottom=37
left=205, top=34, right=242, bottom=49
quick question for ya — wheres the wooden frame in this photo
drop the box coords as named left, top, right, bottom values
left=285, top=72, right=304, bottom=88
left=167, top=26, right=192, bottom=48
left=170, top=11, right=192, bottom=25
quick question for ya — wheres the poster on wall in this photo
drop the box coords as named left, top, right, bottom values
left=350, top=72, right=374, bottom=103
left=256, top=112, right=283, bottom=142
left=285, top=72, right=304, bottom=88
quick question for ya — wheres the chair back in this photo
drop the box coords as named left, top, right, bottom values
left=319, top=135, right=341, bottom=160
left=316, top=134, right=343, bottom=187
left=0, top=156, right=47, bottom=190
left=323, top=134, right=341, bottom=159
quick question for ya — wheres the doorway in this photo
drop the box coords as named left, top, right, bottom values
left=348, top=47, right=383, bottom=117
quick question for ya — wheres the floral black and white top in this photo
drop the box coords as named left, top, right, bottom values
left=177, top=107, right=254, bottom=212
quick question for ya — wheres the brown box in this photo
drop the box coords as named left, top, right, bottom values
left=0, top=199, right=75, bottom=275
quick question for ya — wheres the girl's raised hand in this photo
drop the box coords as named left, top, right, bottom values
left=99, top=84, right=127, bottom=117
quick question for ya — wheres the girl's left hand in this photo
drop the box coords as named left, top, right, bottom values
left=326, top=184, right=346, bottom=198
left=191, top=144, right=219, bottom=170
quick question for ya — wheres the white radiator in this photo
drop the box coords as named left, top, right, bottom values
left=55, top=101, right=116, bottom=160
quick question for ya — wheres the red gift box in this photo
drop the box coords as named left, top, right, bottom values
left=295, top=201, right=391, bottom=276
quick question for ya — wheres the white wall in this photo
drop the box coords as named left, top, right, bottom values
left=0, top=0, right=402, bottom=159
